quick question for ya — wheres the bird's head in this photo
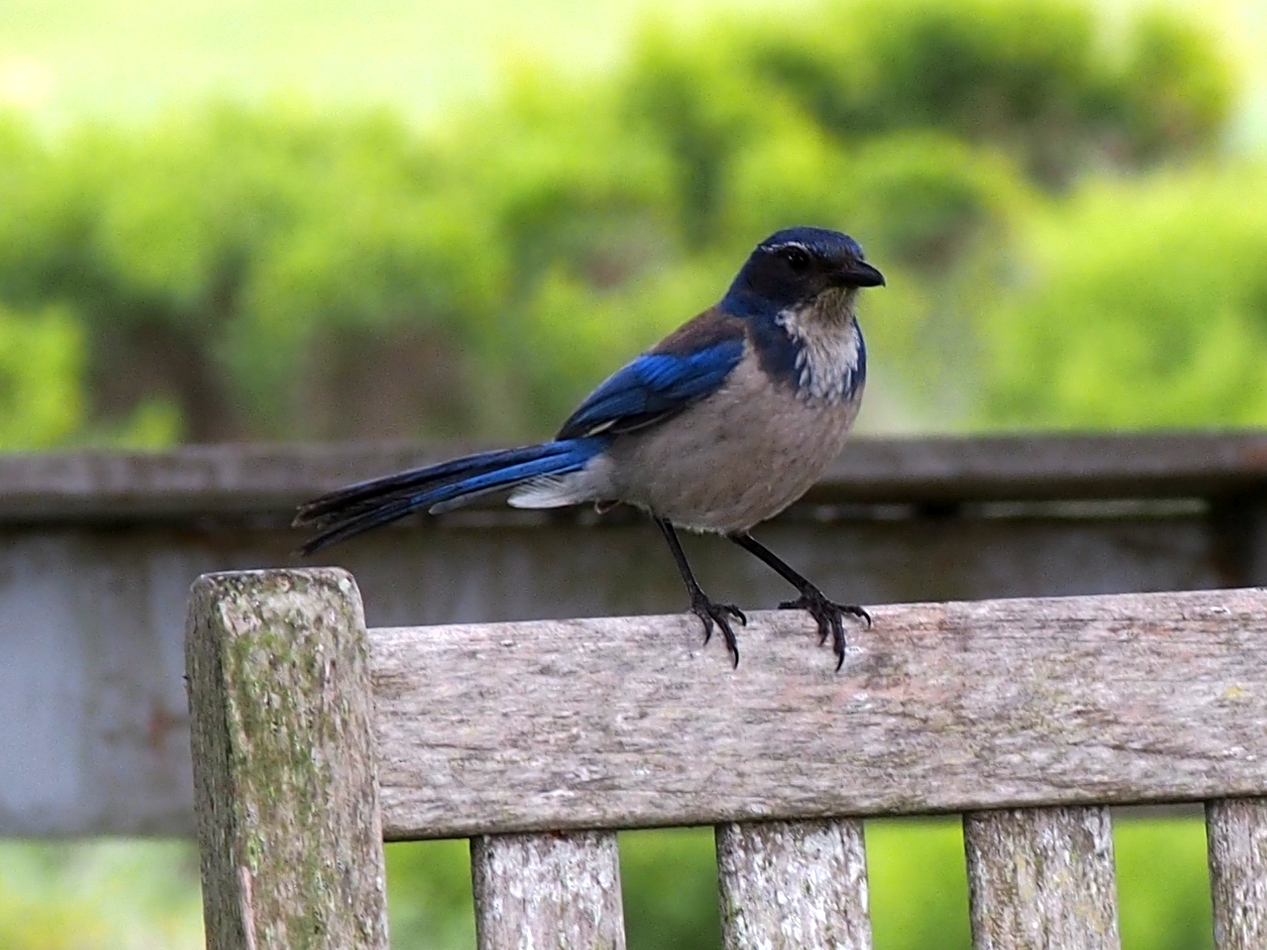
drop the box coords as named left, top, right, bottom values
left=721, top=227, right=884, bottom=320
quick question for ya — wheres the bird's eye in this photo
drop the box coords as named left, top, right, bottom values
left=782, top=246, right=811, bottom=273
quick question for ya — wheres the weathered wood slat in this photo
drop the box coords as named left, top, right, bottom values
left=716, top=819, right=871, bottom=950
left=470, top=831, right=625, bottom=950
left=963, top=807, right=1120, bottom=950
left=185, top=569, right=389, bottom=950
left=372, top=587, right=1267, bottom=839
left=1207, top=797, right=1267, bottom=950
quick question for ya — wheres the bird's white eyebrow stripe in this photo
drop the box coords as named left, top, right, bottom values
left=765, top=241, right=812, bottom=254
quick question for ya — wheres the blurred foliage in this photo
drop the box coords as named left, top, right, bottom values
left=867, top=820, right=972, bottom=950
left=0, top=303, right=83, bottom=448
left=0, top=0, right=1249, bottom=445
left=0, top=840, right=203, bottom=950
left=1116, top=817, right=1214, bottom=950
left=981, top=167, right=1267, bottom=427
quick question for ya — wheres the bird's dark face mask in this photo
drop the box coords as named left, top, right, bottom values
left=730, top=231, right=885, bottom=315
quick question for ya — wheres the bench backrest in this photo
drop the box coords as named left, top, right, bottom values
left=185, top=568, right=1267, bottom=949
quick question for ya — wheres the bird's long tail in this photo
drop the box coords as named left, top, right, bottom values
left=294, top=438, right=604, bottom=554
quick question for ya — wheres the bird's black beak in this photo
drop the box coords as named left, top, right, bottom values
left=836, top=260, right=885, bottom=288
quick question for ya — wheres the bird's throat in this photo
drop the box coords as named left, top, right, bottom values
left=774, top=292, right=864, bottom=403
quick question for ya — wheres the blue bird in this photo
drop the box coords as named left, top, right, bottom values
left=295, top=226, right=884, bottom=668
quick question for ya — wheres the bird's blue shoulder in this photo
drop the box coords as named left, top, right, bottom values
left=555, top=308, right=746, bottom=440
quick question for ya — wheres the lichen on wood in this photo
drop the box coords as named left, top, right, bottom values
left=186, top=568, right=389, bottom=950
left=471, top=830, right=625, bottom=950
left=716, top=819, right=872, bottom=950
left=1207, top=797, right=1267, bottom=950
left=373, top=588, right=1267, bottom=839
left=964, top=806, right=1120, bottom=950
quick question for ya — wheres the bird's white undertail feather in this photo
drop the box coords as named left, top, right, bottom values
left=508, top=473, right=599, bottom=509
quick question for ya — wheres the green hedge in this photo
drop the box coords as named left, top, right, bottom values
left=980, top=168, right=1267, bottom=428
left=0, top=0, right=1249, bottom=446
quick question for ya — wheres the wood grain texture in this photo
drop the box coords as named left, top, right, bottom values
left=470, top=831, right=625, bottom=950
left=716, top=819, right=871, bottom=950
left=1207, top=797, right=1267, bottom=950
left=372, top=588, right=1267, bottom=839
left=186, top=569, right=389, bottom=950
left=964, top=807, right=1120, bottom=950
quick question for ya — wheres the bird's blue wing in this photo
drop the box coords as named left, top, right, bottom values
left=556, top=309, right=746, bottom=440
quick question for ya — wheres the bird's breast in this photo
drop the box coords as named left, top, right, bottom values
left=603, top=351, right=863, bottom=532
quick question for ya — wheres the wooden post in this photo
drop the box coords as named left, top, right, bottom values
left=186, top=568, right=389, bottom=950
left=716, top=819, right=872, bottom=950
left=1207, top=797, right=1267, bottom=950
left=964, top=806, right=1120, bottom=950
left=470, top=831, right=626, bottom=949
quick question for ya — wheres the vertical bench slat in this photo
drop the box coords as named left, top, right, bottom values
left=186, top=568, right=389, bottom=950
left=964, top=806, right=1120, bottom=950
left=470, top=830, right=626, bottom=950
left=715, top=819, right=872, bottom=950
left=1207, top=798, right=1267, bottom=950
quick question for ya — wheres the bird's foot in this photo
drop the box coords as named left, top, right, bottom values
left=779, top=590, right=871, bottom=671
left=689, top=591, right=747, bottom=667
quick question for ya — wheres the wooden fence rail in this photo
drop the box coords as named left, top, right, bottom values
left=186, top=568, right=1267, bottom=949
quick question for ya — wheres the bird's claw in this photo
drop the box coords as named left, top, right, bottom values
left=689, top=593, right=747, bottom=667
left=779, top=591, right=870, bottom=671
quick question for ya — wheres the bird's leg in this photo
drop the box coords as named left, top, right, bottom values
left=728, top=532, right=870, bottom=670
left=656, top=517, right=746, bottom=666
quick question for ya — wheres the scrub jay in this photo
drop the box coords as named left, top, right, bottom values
left=296, top=226, right=884, bottom=668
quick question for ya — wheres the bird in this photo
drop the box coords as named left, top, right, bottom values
left=295, top=226, right=884, bottom=668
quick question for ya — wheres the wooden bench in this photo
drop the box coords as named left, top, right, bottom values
left=185, top=568, right=1267, bottom=949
